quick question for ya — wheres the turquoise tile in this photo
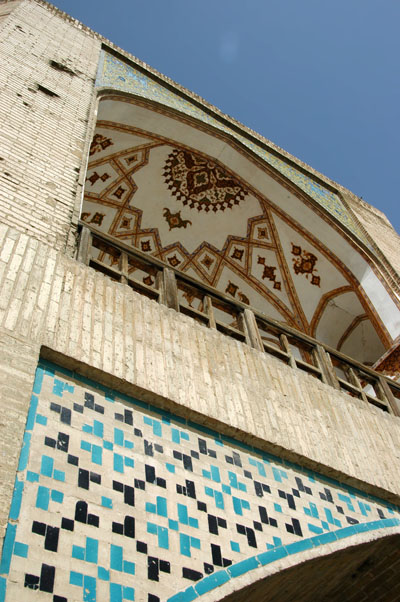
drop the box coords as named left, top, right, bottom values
left=123, top=560, right=135, bottom=575
left=70, top=571, right=83, bottom=586
left=228, top=556, right=259, bottom=577
left=258, top=546, right=288, bottom=566
left=195, top=570, right=230, bottom=595
left=98, top=567, right=110, bottom=581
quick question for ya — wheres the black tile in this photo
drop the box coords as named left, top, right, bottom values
left=259, top=506, right=269, bottom=524
left=159, top=560, right=170, bottom=573
left=173, top=451, right=182, bottom=460
left=124, top=410, right=133, bottom=425
left=145, top=465, right=156, bottom=483
left=154, top=444, right=163, bottom=453
left=53, top=596, right=67, bottom=602
left=32, top=521, right=46, bottom=536
left=45, top=437, right=56, bottom=448
left=223, top=558, right=232, bottom=567
left=346, top=516, right=359, bottom=525
left=208, top=515, right=218, bottom=535
left=190, top=450, right=199, bottom=459
left=377, top=508, right=385, bottom=519
left=208, top=450, right=216, bottom=459
left=246, top=527, right=257, bottom=548
left=270, top=518, right=278, bottom=528
left=75, top=501, right=88, bottom=523
left=217, top=517, right=227, bottom=529
left=292, top=488, right=300, bottom=498
left=253, top=521, right=263, bottom=531
left=176, top=484, right=183, bottom=495
left=144, top=440, right=154, bottom=456
left=50, top=403, right=61, bottom=413
left=134, top=479, right=145, bottom=490
left=225, top=456, right=233, bottom=464
left=90, top=472, right=101, bottom=484
left=211, top=543, right=222, bottom=566
left=337, top=506, right=344, bottom=514
left=204, top=563, right=214, bottom=574
left=73, top=403, right=84, bottom=414
left=134, top=428, right=142, bottom=437
left=148, top=595, right=160, bottom=602
left=254, top=482, right=263, bottom=497
left=94, top=404, right=104, bottom=414
left=39, top=563, right=55, bottom=593
left=124, top=516, right=135, bottom=538
left=67, top=454, right=78, bottom=466
left=44, top=526, right=59, bottom=552
left=236, top=524, right=246, bottom=535
left=182, top=567, right=202, bottom=581
left=57, top=432, right=69, bottom=452
left=24, top=574, right=39, bottom=590
left=78, top=469, right=89, bottom=490
left=156, top=477, right=166, bottom=488
left=113, top=480, right=124, bottom=492
left=244, top=470, right=252, bottom=479
left=148, top=556, right=159, bottom=581
left=293, top=518, right=302, bottom=536
left=278, top=490, right=286, bottom=499
left=61, top=518, right=74, bottom=531
left=287, top=494, right=296, bottom=510
left=84, top=393, right=94, bottom=409
left=197, top=501, right=207, bottom=512
left=115, top=413, right=124, bottom=422
left=137, top=541, right=147, bottom=554
left=295, top=476, right=304, bottom=491
left=305, top=486, right=312, bottom=495
left=286, top=518, right=302, bottom=537
left=232, top=452, right=242, bottom=467
left=262, top=484, right=271, bottom=493
left=186, top=480, right=196, bottom=499
left=124, top=486, right=135, bottom=506
left=182, top=454, right=192, bottom=471
left=87, top=514, right=99, bottom=527
left=112, top=522, right=124, bottom=535
left=198, top=439, right=207, bottom=454
left=60, top=407, right=71, bottom=425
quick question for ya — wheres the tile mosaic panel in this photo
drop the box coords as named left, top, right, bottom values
left=96, top=51, right=368, bottom=246
left=1, top=360, right=399, bottom=602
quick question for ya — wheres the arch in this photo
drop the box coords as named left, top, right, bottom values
left=81, top=91, right=400, bottom=362
left=167, top=522, right=400, bottom=602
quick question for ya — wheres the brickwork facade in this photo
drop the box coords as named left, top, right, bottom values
left=0, top=1, right=400, bottom=600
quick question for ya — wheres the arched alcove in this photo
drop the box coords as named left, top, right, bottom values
left=204, top=532, right=400, bottom=602
left=81, top=94, right=400, bottom=364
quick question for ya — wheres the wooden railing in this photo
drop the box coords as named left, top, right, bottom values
left=77, top=223, right=400, bottom=417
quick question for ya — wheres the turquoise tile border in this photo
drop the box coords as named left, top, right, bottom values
left=167, top=517, right=400, bottom=601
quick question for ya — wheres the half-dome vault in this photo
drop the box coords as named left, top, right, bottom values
left=81, top=94, right=400, bottom=364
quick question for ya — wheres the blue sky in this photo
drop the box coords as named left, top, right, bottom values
left=52, top=1, right=400, bottom=233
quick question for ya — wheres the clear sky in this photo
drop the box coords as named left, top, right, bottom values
left=51, top=0, right=400, bottom=234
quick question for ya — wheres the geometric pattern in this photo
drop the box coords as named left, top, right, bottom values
left=96, top=51, right=370, bottom=248
left=82, top=120, right=387, bottom=356
left=1, top=361, right=399, bottom=602
left=163, top=149, right=247, bottom=213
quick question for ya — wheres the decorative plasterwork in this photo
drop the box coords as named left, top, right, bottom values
left=82, top=101, right=390, bottom=361
left=96, top=51, right=368, bottom=246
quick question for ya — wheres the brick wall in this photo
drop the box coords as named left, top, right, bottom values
left=1, top=223, right=400, bottom=543
left=0, top=0, right=100, bottom=254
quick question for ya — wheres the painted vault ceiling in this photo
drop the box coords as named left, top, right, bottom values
left=81, top=98, right=390, bottom=364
